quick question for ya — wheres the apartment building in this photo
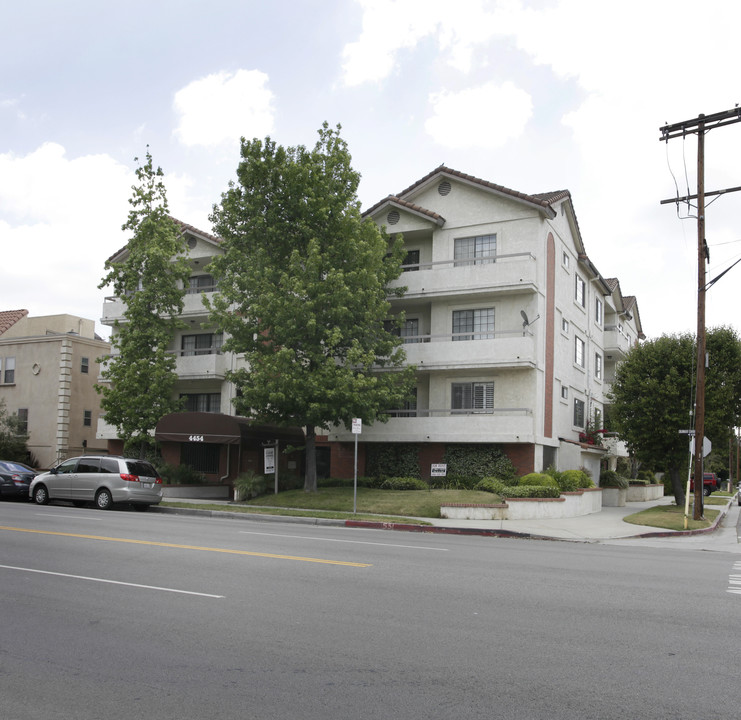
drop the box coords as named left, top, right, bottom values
left=0, top=310, right=110, bottom=468
left=97, top=221, right=303, bottom=484
left=321, top=167, right=643, bottom=479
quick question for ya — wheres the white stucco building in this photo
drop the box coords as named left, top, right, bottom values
left=322, top=167, right=643, bottom=479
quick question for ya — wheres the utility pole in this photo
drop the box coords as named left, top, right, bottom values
left=660, top=106, right=741, bottom=520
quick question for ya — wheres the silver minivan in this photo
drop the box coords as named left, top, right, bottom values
left=29, top=456, right=163, bottom=511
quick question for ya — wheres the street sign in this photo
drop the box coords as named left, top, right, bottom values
left=264, top=447, right=275, bottom=474
left=352, top=418, right=362, bottom=434
left=689, top=436, right=712, bottom=458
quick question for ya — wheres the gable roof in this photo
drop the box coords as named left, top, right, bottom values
left=363, top=196, right=446, bottom=225
left=105, top=217, right=221, bottom=265
left=0, top=309, right=28, bottom=336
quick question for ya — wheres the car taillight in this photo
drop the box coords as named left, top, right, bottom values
left=155, top=476, right=162, bottom=484
left=120, top=473, right=140, bottom=482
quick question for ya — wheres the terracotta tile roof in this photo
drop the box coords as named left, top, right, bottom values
left=0, top=309, right=28, bottom=336
left=393, top=165, right=566, bottom=217
left=362, top=196, right=446, bottom=225
left=105, top=216, right=221, bottom=265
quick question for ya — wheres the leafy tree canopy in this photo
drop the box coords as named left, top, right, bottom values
left=608, top=327, right=741, bottom=504
left=97, top=150, right=191, bottom=456
left=208, top=123, right=416, bottom=490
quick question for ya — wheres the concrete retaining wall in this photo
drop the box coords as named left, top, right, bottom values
left=162, top=485, right=231, bottom=500
left=626, top=484, right=664, bottom=502
left=441, top=488, right=602, bottom=520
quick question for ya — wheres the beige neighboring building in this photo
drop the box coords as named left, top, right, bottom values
left=0, top=310, right=110, bottom=469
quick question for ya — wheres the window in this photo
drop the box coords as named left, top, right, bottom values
left=400, top=318, right=420, bottom=344
left=180, top=393, right=221, bottom=413
left=77, top=458, right=100, bottom=473
left=561, top=318, right=569, bottom=334
left=575, top=337, right=585, bottom=367
left=187, top=274, right=216, bottom=294
left=575, top=275, right=585, bottom=307
left=398, top=387, right=418, bottom=417
left=594, top=353, right=603, bottom=380
left=83, top=410, right=92, bottom=427
left=454, top=234, right=496, bottom=266
left=181, top=332, right=223, bottom=356
left=402, top=250, right=420, bottom=272
left=562, top=251, right=570, bottom=268
left=3, top=357, right=15, bottom=383
left=181, top=443, right=219, bottom=474
left=81, top=357, right=89, bottom=374
left=452, top=308, right=494, bottom=341
left=452, top=381, right=494, bottom=413
left=594, top=407, right=603, bottom=430
left=561, top=386, right=568, bottom=400
left=17, top=408, right=28, bottom=433
left=574, top=398, right=585, bottom=428
left=595, top=298, right=603, bottom=326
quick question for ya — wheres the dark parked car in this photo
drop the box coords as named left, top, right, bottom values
left=0, top=460, right=37, bottom=500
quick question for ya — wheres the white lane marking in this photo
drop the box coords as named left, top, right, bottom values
left=0, top=564, right=224, bottom=598
left=237, top=530, right=448, bottom=551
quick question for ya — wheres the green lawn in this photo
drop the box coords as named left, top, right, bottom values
left=623, top=504, right=719, bottom=531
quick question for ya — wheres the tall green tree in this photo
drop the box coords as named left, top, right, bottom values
left=608, top=327, right=741, bottom=504
left=97, top=150, right=191, bottom=457
left=208, top=123, right=416, bottom=491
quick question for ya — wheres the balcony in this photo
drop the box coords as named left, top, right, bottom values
left=397, top=330, right=535, bottom=370
left=603, top=325, right=632, bottom=360
left=328, top=408, right=535, bottom=444
left=175, top=351, right=229, bottom=380
left=101, top=290, right=216, bottom=326
left=389, top=252, right=537, bottom=300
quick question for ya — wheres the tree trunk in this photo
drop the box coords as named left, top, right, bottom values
left=304, top=425, right=318, bottom=493
left=669, top=466, right=685, bottom=506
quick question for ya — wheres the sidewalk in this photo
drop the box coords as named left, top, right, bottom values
left=157, top=495, right=738, bottom=543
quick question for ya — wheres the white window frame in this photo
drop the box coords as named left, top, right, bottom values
left=594, top=352, right=603, bottom=380
left=575, top=275, right=586, bottom=308
left=595, top=297, right=603, bottom=326
left=574, top=398, right=585, bottom=428
left=451, top=381, right=494, bottom=413
left=454, top=234, right=497, bottom=266
left=452, top=308, right=494, bottom=341
left=575, top=337, right=585, bottom=368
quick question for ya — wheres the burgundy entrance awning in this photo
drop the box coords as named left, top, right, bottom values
left=155, top=412, right=304, bottom=445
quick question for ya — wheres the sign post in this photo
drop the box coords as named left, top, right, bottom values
left=352, top=419, right=362, bottom=513
left=264, top=442, right=279, bottom=494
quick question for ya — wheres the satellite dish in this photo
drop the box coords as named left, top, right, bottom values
left=520, top=310, right=529, bottom=327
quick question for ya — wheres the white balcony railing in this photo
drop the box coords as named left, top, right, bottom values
left=396, top=330, right=535, bottom=370
left=390, top=252, right=537, bottom=298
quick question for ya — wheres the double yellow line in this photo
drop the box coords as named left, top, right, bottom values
left=0, top=525, right=372, bottom=567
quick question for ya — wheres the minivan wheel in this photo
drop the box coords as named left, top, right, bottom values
left=95, top=489, right=113, bottom=510
left=33, top=484, right=50, bottom=505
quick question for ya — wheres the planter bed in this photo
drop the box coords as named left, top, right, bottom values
left=162, top=484, right=231, bottom=500
left=441, top=488, right=602, bottom=520
left=626, top=484, right=664, bottom=502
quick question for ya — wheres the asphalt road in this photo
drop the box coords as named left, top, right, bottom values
left=1, top=499, right=739, bottom=720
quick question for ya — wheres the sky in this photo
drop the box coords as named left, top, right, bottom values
left=2, top=0, right=740, bottom=342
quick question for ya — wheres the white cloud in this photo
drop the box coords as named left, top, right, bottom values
left=342, top=0, right=498, bottom=86
left=0, top=144, right=133, bottom=334
left=426, top=82, right=532, bottom=149
left=173, top=69, right=275, bottom=148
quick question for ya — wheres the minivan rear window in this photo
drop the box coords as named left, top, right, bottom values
left=125, top=461, right=157, bottom=478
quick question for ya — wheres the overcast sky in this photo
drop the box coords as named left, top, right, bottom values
left=2, top=0, right=740, bottom=341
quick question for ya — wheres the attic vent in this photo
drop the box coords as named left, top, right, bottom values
left=438, top=180, right=451, bottom=196
left=387, top=210, right=400, bottom=225
left=187, top=236, right=197, bottom=249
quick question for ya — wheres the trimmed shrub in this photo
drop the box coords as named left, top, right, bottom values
left=157, top=463, right=206, bottom=485
left=558, top=469, right=594, bottom=491
left=443, top=444, right=517, bottom=484
left=637, top=470, right=657, bottom=484
left=474, top=477, right=506, bottom=495
left=599, top=470, right=629, bottom=489
left=428, top=475, right=481, bottom=490
left=380, top=476, right=428, bottom=491
left=502, top=485, right=561, bottom=499
left=365, top=444, right=421, bottom=479
left=518, top=472, right=558, bottom=488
